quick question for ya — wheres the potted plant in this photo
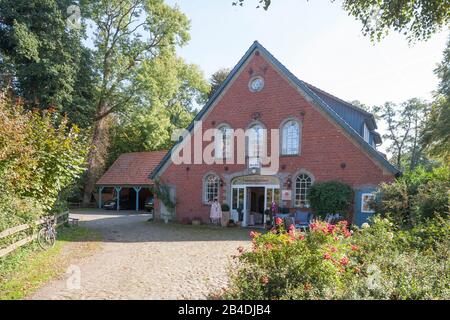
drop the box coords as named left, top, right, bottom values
left=221, top=203, right=230, bottom=227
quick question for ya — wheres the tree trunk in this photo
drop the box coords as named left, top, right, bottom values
left=82, top=110, right=111, bottom=206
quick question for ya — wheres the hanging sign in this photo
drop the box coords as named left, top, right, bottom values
left=281, top=189, right=292, bottom=201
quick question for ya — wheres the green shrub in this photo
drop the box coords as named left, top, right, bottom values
left=223, top=216, right=449, bottom=300
left=308, top=181, right=353, bottom=218
left=223, top=220, right=355, bottom=300
left=376, top=166, right=449, bottom=226
left=0, top=99, right=88, bottom=231
left=0, top=195, right=44, bottom=232
left=221, top=203, right=230, bottom=212
left=345, top=217, right=449, bottom=299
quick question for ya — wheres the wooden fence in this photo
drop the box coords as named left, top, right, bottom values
left=0, top=212, right=69, bottom=259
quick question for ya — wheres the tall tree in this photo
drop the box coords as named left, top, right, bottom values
left=0, top=0, right=94, bottom=124
left=80, top=0, right=191, bottom=205
left=108, top=51, right=209, bottom=165
left=377, top=99, right=430, bottom=170
left=208, top=68, right=230, bottom=99
left=422, top=37, right=450, bottom=163
left=232, top=0, right=450, bottom=42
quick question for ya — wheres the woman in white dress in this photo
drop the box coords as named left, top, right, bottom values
left=210, top=198, right=222, bottom=225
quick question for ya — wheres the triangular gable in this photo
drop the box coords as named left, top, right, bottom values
left=150, top=41, right=400, bottom=179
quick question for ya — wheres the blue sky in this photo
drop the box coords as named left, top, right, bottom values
left=167, top=0, right=448, bottom=107
left=166, top=0, right=448, bottom=154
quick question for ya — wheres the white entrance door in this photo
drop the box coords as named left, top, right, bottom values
left=231, top=185, right=280, bottom=227
left=231, top=187, right=246, bottom=225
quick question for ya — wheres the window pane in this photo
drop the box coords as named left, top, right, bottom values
left=216, top=126, right=232, bottom=159
left=274, top=188, right=280, bottom=204
left=205, top=175, right=219, bottom=202
left=238, top=188, right=244, bottom=210
left=248, top=125, right=265, bottom=168
left=295, top=174, right=311, bottom=207
left=266, top=188, right=273, bottom=210
left=282, top=120, right=299, bottom=155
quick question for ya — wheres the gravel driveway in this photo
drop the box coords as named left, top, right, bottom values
left=31, top=210, right=251, bottom=300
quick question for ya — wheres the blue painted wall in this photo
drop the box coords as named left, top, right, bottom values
left=354, top=187, right=377, bottom=227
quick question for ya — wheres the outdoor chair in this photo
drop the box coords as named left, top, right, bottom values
left=283, top=216, right=296, bottom=230
left=294, top=211, right=312, bottom=230
left=324, top=213, right=342, bottom=224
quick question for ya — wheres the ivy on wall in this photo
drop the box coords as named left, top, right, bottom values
left=152, top=180, right=176, bottom=214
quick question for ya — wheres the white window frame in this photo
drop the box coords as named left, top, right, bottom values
left=215, top=125, right=232, bottom=160
left=361, top=193, right=375, bottom=213
left=294, top=174, right=312, bottom=208
left=281, top=120, right=300, bottom=155
left=247, top=124, right=265, bottom=169
left=204, top=174, right=219, bottom=203
left=363, top=123, right=370, bottom=143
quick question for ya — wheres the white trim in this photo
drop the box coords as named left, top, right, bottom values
left=280, top=118, right=301, bottom=155
left=203, top=173, right=220, bottom=204
left=215, top=124, right=233, bottom=160
left=363, top=123, right=370, bottom=143
left=361, top=193, right=375, bottom=213
left=248, top=75, right=265, bottom=92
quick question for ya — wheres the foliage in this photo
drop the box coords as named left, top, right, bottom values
left=344, top=217, right=449, bottom=299
left=223, top=220, right=356, bottom=300
left=208, top=68, right=230, bottom=99
left=0, top=99, right=88, bottom=230
left=0, top=196, right=44, bottom=234
left=375, top=166, right=450, bottom=226
left=232, top=0, right=450, bottom=42
left=0, top=0, right=95, bottom=125
left=374, top=99, right=431, bottom=171
left=308, top=181, right=353, bottom=218
left=80, top=0, right=193, bottom=204
left=422, top=37, right=450, bottom=163
left=152, top=180, right=176, bottom=213
left=107, top=51, right=209, bottom=165
left=223, top=217, right=449, bottom=300
left=0, top=226, right=101, bottom=300
left=221, top=203, right=230, bottom=212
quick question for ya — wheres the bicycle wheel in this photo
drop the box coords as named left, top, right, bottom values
left=37, top=228, right=56, bottom=249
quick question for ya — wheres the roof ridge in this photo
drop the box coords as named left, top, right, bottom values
left=149, top=41, right=399, bottom=178
left=121, top=150, right=168, bottom=155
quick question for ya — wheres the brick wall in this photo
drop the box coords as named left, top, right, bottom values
left=156, top=52, right=395, bottom=222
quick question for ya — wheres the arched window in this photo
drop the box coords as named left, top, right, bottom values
left=215, top=125, right=232, bottom=159
left=294, top=173, right=312, bottom=207
left=282, top=120, right=300, bottom=155
left=204, top=174, right=219, bottom=203
left=248, top=124, right=265, bottom=168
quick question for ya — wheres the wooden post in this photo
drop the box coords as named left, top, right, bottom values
left=115, top=187, right=122, bottom=211
left=98, top=186, right=104, bottom=209
left=134, top=187, right=142, bottom=212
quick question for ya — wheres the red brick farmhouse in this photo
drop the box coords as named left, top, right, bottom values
left=99, top=41, right=400, bottom=227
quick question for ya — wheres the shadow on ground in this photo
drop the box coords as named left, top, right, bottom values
left=66, top=209, right=255, bottom=243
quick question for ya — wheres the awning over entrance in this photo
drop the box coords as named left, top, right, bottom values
left=231, top=175, right=281, bottom=227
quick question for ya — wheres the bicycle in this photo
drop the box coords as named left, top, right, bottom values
left=37, top=215, right=57, bottom=249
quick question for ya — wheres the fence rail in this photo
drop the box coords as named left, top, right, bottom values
left=0, top=212, right=69, bottom=259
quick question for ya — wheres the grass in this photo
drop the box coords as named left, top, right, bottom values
left=0, top=225, right=101, bottom=300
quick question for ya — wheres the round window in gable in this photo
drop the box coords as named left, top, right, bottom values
left=249, top=76, right=264, bottom=92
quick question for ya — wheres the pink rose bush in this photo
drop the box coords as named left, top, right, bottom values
left=225, top=220, right=360, bottom=299
left=222, top=215, right=450, bottom=300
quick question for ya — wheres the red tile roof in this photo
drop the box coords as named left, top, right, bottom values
left=96, top=151, right=168, bottom=186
